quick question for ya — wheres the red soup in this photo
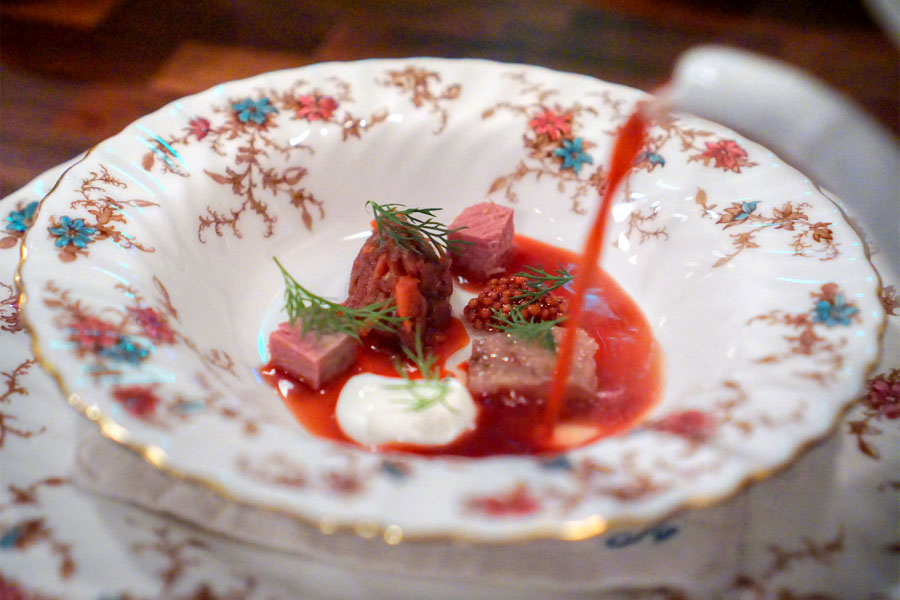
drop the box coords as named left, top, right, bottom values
left=262, top=234, right=662, bottom=457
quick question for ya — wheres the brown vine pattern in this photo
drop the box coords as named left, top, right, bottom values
left=38, top=278, right=258, bottom=432
left=47, top=165, right=158, bottom=262
left=730, top=530, right=845, bottom=600
left=0, top=477, right=75, bottom=580
left=377, top=66, right=461, bottom=134
left=142, top=68, right=461, bottom=241
left=109, top=521, right=260, bottom=600
left=0, top=359, right=45, bottom=448
left=42, top=277, right=236, bottom=381
left=0, top=281, right=21, bottom=333
left=617, top=187, right=842, bottom=268
left=881, top=285, right=899, bottom=316
left=482, top=74, right=761, bottom=216
left=234, top=450, right=414, bottom=497
left=632, top=111, right=715, bottom=174
left=749, top=283, right=859, bottom=384
left=142, top=80, right=335, bottom=240
left=482, top=72, right=606, bottom=214
left=695, top=188, right=839, bottom=267
left=620, top=180, right=670, bottom=244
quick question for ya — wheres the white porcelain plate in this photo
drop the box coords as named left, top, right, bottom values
left=17, top=58, right=884, bottom=542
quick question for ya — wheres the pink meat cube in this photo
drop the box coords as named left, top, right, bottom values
left=448, top=202, right=514, bottom=280
left=467, top=328, right=598, bottom=402
left=268, top=321, right=358, bottom=389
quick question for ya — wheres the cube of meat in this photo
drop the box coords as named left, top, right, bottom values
left=448, top=202, right=514, bottom=280
left=268, top=321, right=358, bottom=389
left=467, top=327, right=598, bottom=401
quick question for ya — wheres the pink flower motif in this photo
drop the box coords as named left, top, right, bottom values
left=112, top=385, right=160, bottom=418
left=295, top=95, right=338, bottom=121
left=465, top=483, right=540, bottom=517
left=701, top=140, right=749, bottom=172
left=69, top=316, right=119, bottom=352
left=186, top=117, right=211, bottom=140
left=128, top=306, right=176, bottom=344
left=653, top=410, right=716, bottom=442
left=528, top=108, right=572, bottom=141
left=866, top=370, right=900, bottom=420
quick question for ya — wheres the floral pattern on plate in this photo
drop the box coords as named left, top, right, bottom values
left=44, top=165, right=158, bottom=262
left=1, top=201, right=38, bottom=250
left=483, top=73, right=760, bottom=216
left=141, top=67, right=462, bottom=241
left=38, top=278, right=263, bottom=434
left=1, top=103, right=897, bottom=597
left=15, top=59, right=887, bottom=544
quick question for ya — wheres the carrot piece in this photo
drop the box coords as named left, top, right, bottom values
left=394, top=275, right=421, bottom=333
left=373, top=254, right=389, bottom=279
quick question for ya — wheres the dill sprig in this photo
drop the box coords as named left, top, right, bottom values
left=389, top=321, right=454, bottom=412
left=511, top=263, right=574, bottom=307
left=491, top=308, right=565, bottom=352
left=395, top=321, right=440, bottom=379
left=274, top=257, right=405, bottom=341
left=367, top=201, right=468, bottom=259
left=389, top=377, right=457, bottom=414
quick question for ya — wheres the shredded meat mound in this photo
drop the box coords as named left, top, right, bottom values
left=345, top=229, right=453, bottom=348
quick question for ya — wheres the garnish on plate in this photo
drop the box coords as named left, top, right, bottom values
left=367, top=201, right=469, bottom=260
left=396, top=321, right=441, bottom=379
left=511, top=263, right=574, bottom=306
left=389, top=320, right=457, bottom=412
left=491, top=308, right=565, bottom=352
left=274, top=257, right=405, bottom=341
left=463, top=271, right=570, bottom=332
left=389, top=377, right=458, bottom=414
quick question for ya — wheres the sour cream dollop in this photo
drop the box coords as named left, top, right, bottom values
left=335, top=374, right=477, bottom=447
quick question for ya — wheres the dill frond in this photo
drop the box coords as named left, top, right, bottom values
left=397, top=320, right=440, bottom=379
left=511, top=263, right=574, bottom=307
left=367, top=201, right=468, bottom=259
left=491, top=308, right=565, bottom=352
left=389, top=377, right=457, bottom=414
left=274, top=257, right=405, bottom=340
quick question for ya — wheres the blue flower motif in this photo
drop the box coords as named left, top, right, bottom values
left=231, top=97, right=278, bottom=124
left=604, top=530, right=642, bottom=549
left=735, top=200, right=759, bottom=221
left=651, top=524, right=679, bottom=543
left=48, top=216, right=97, bottom=248
left=647, top=152, right=665, bottom=166
left=638, top=151, right=665, bottom=168
left=5, top=201, right=38, bottom=232
left=0, top=525, right=21, bottom=548
left=814, top=295, right=859, bottom=326
left=540, top=455, right=573, bottom=471
left=175, top=400, right=206, bottom=414
left=380, top=460, right=410, bottom=479
left=554, top=138, right=594, bottom=174
left=99, top=336, right=150, bottom=364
